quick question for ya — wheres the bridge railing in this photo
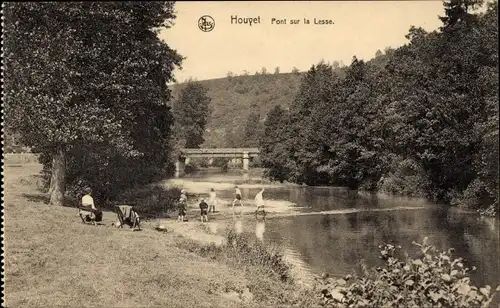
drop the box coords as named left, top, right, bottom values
left=182, top=148, right=259, bottom=155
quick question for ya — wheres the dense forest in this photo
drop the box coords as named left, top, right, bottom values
left=260, top=0, right=498, bottom=213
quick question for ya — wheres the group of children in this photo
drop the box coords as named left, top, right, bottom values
left=177, top=185, right=266, bottom=223
left=177, top=188, right=217, bottom=222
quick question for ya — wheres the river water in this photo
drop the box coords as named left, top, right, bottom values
left=184, top=171, right=500, bottom=289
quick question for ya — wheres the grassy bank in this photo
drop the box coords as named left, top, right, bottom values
left=174, top=231, right=318, bottom=307
left=3, top=163, right=316, bottom=308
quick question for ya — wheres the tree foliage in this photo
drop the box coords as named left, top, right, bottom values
left=172, top=80, right=212, bottom=148
left=317, top=238, right=496, bottom=307
left=3, top=2, right=183, bottom=204
left=260, top=105, right=291, bottom=182
left=439, top=0, right=484, bottom=29
left=260, top=1, right=498, bottom=210
left=242, top=103, right=262, bottom=147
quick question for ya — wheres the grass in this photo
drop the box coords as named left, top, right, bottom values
left=175, top=231, right=319, bottom=308
left=4, top=153, right=39, bottom=164
left=3, top=163, right=317, bottom=308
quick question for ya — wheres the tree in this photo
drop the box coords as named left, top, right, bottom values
left=439, top=0, right=484, bottom=29
left=260, top=105, right=291, bottom=182
left=385, top=1, right=498, bottom=203
left=274, top=67, right=280, bottom=74
left=284, top=61, right=341, bottom=185
left=243, top=104, right=261, bottom=147
left=3, top=126, right=27, bottom=153
left=172, top=80, right=212, bottom=148
left=3, top=2, right=183, bottom=205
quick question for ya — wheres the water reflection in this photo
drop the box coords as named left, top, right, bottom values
left=261, top=208, right=499, bottom=288
left=255, top=219, right=266, bottom=241
left=233, top=217, right=243, bottom=235
left=184, top=172, right=499, bottom=289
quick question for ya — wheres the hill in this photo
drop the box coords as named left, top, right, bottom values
left=170, top=71, right=303, bottom=147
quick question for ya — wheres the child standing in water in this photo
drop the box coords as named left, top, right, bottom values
left=208, top=188, right=217, bottom=213
left=177, top=197, right=187, bottom=222
left=199, top=198, right=209, bottom=222
left=232, top=185, right=243, bottom=208
left=177, top=190, right=187, bottom=222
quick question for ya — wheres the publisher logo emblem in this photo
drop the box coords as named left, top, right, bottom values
left=198, top=15, right=215, bottom=32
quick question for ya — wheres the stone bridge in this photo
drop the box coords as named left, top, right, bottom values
left=175, top=148, right=260, bottom=177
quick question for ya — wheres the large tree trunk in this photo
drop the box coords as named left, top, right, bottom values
left=49, top=148, right=66, bottom=206
left=47, top=162, right=57, bottom=195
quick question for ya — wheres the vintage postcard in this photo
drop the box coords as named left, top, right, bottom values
left=2, top=1, right=499, bottom=307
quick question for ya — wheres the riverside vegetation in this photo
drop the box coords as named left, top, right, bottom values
left=316, top=238, right=498, bottom=307
left=258, top=0, right=499, bottom=217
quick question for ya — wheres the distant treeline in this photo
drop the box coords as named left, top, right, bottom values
left=259, top=1, right=498, bottom=211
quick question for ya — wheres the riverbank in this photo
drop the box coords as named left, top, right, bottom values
left=3, top=163, right=318, bottom=308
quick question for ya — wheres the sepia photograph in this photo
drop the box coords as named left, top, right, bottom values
left=2, top=1, right=499, bottom=307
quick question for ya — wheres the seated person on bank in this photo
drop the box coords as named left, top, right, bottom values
left=79, top=188, right=103, bottom=225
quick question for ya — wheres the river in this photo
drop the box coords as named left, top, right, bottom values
left=181, top=170, right=500, bottom=289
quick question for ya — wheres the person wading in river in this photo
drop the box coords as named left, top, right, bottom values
left=208, top=188, right=217, bottom=213
left=254, top=188, right=266, bottom=217
left=177, top=190, right=188, bottom=222
left=232, top=185, right=243, bottom=208
left=199, top=198, right=209, bottom=222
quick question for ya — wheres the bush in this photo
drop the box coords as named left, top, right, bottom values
left=316, top=238, right=496, bottom=308
left=212, top=157, right=230, bottom=171
left=188, top=157, right=209, bottom=168
left=111, top=185, right=181, bottom=218
left=377, top=158, right=430, bottom=199
left=462, top=179, right=497, bottom=210
left=175, top=230, right=319, bottom=307
left=227, top=159, right=243, bottom=169
left=477, top=204, right=497, bottom=218
left=179, top=230, right=292, bottom=283
left=249, top=156, right=262, bottom=168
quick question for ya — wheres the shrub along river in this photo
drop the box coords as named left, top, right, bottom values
left=182, top=170, right=500, bottom=289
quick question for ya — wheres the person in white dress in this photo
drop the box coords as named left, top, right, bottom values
left=208, top=188, right=217, bottom=213
left=254, top=188, right=265, bottom=216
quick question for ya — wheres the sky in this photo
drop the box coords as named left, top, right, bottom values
left=159, top=1, right=446, bottom=83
